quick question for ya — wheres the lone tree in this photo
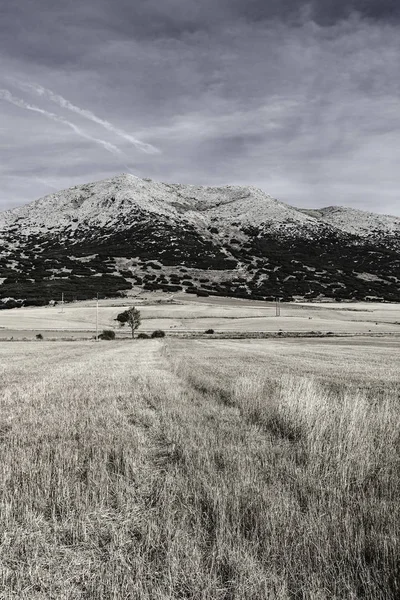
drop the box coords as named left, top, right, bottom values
left=115, top=307, right=141, bottom=338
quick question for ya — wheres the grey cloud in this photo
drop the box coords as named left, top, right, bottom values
left=0, top=1, right=399, bottom=216
left=310, top=0, right=400, bottom=24
left=1, top=1, right=398, bottom=69
left=83, top=1, right=400, bottom=37
left=241, top=1, right=400, bottom=24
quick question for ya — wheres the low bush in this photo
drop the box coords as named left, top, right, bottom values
left=36, top=333, right=43, bottom=340
left=137, top=332, right=150, bottom=339
left=98, top=330, right=116, bottom=340
left=205, top=329, right=215, bottom=334
left=151, top=329, right=166, bottom=338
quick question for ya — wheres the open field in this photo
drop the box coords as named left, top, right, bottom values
left=0, top=336, right=399, bottom=598
left=0, top=295, right=399, bottom=339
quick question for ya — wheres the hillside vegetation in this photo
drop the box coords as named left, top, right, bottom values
left=0, top=338, right=398, bottom=598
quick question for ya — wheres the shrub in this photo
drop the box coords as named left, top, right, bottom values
left=162, top=285, right=182, bottom=292
left=36, top=333, right=43, bottom=340
left=151, top=329, right=165, bottom=338
left=98, top=329, right=116, bottom=340
left=205, top=329, right=215, bottom=334
left=0, top=300, right=20, bottom=309
left=137, top=333, right=150, bottom=339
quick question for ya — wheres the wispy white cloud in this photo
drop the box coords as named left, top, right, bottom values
left=0, top=88, right=122, bottom=156
left=13, top=80, right=160, bottom=155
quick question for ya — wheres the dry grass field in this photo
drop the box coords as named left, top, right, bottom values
left=0, top=336, right=399, bottom=598
left=0, top=295, right=399, bottom=339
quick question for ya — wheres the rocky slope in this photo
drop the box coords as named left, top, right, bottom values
left=299, top=206, right=400, bottom=249
left=0, top=173, right=399, bottom=306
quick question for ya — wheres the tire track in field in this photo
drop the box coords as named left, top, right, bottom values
left=108, top=340, right=183, bottom=458
left=111, top=339, right=210, bottom=482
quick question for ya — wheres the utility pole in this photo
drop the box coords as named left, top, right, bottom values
left=96, top=293, right=99, bottom=341
left=61, top=292, right=64, bottom=314
left=275, top=297, right=281, bottom=317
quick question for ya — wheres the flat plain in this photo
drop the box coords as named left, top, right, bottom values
left=0, top=295, right=399, bottom=339
left=0, top=328, right=399, bottom=598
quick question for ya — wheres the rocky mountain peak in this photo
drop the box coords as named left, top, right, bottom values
left=0, top=174, right=399, bottom=306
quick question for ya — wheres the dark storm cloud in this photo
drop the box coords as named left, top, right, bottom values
left=237, top=0, right=400, bottom=25
left=84, top=0, right=400, bottom=36
left=1, top=1, right=398, bottom=67
left=0, top=0, right=399, bottom=215
left=311, top=0, right=400, bottom=24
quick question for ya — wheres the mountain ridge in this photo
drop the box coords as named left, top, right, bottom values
left=0, top=174, right=399, bottom=306
left=2, top=173, right=399, bottom=241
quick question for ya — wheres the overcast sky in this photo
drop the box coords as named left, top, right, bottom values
left=1, top=1, right=399, bottom=215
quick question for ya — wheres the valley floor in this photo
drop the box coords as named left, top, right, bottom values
left=0, top=337, right=399, bottom=598
left=1, top=295, right=399, bottom=340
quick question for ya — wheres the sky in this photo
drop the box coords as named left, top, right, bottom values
left=0, top=0, right=399, bottom=215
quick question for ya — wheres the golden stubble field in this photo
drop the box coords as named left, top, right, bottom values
left=0, top=336, right=399, bottom=598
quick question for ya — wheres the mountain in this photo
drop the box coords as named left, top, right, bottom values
left=299, top=206, right=400, bottom=249
left=1, top=173, right=399, bottom=306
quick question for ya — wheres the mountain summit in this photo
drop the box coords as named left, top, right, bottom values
left=0, top=173, right=325, bottom=233
left=1, top=174, right=399, bottom=305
